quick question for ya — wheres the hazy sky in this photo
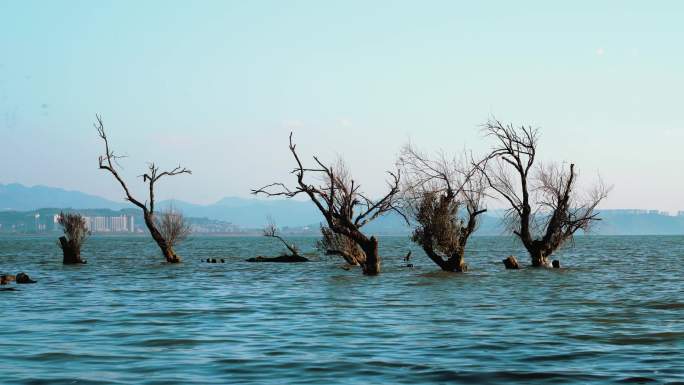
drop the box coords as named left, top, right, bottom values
left=1, top=1, right=683, bottom=211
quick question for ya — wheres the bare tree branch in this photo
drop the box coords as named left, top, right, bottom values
left=263, top=217, right=301, bottom=257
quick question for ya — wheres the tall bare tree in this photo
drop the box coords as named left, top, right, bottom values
left=96, top=115, right=191, bottom=263
left=399, top=144, right=487, bottom=272
left=481, top=119, right=609, bottom=267
left=252, top=133, right=402, bottom=275
left=57, top=212, right=90, bottom=264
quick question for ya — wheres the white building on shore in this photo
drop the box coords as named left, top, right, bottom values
left=86, top=215, right=135, bottom=232
left=53, top=214, right=136, bottom=233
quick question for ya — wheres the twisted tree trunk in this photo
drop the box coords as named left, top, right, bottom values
left=420, top=243, right=466, bottom=272
left=529, top=248, right=549, bottom=267
left=144, top=212, right=179, bottom=263
left=525, top=241, right=550, bottom=267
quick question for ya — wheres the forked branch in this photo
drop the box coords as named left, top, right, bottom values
left=96, top=115, right=191, bottom=214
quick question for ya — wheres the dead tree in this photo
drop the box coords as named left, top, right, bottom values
left=481, top=119, right=609, bottom=267
left=252, top=133, right=402, bottom=275
left=263, top=218, right=303, bottom=259
left=398, top=144, right=486, bottom=272
left=96, top=115, right=191, bottom=263
left=57, top=212, right=89, bottom=264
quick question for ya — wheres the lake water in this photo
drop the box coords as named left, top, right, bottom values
left=0, top=235, right=682, bottom=384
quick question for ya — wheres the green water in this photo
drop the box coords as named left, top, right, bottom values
left=0, top=235, right=682, bottom=384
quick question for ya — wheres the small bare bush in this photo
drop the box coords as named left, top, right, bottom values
left=156, top=207, right=192, bottom=248
left=57, top=212, right=90, bottom=251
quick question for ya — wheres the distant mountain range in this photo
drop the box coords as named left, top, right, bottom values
left=0, top=183, right=127, bottom=211
left=0, top=183, right=320, bottom=228
left=1, top=183, right=684, bottom=235
left=156, top=197, right=322, bottom=228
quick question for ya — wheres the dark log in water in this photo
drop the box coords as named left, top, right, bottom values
left=246, top=255, right=309, bottom=263
left=503, top=256, right=520, bottom=269
left=552, top=260, right=561, bottom=268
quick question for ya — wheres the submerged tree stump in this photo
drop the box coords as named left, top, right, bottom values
left=246, top=255, right=309, bottom=263
left=404, top=251, right=414, bottom=268
left=503, top=255, right=520, bottom=270
left=15, top=272, right=36, bottom=284
left=552, top=260, right=561, bottom=269
left=59, top=236, right=87, bottom=264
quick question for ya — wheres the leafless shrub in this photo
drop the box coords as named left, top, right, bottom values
left=156, top=207, right=192, bottom=248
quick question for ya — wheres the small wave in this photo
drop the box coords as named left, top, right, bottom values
left=644, top=301, right=684, bottom=310
left=131, top=338, right=229, bottom=347
left=617, top=377, right=658, bottom=383
left=606, top=332, right=684, bottom=345
left=416, top=369, right=609, bottom=384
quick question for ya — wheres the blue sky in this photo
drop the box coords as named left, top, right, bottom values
left=1, top=1, right=683, bottom=211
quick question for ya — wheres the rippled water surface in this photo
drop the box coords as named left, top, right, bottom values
left=0, top=235, right=682, bottom=384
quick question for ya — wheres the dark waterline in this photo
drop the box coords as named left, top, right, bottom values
left=1, top=235, right=683, bottom=385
